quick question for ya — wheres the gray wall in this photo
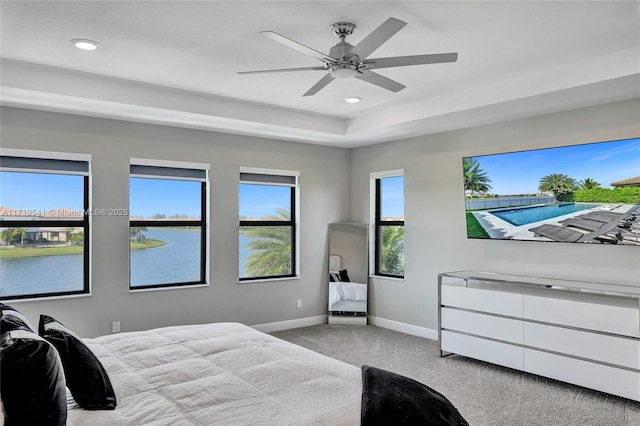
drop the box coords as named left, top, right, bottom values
left=350, top=98, right=640, bottom=331
left=1, top=107, right=351, bottom=337
left=2, top=99, right=639, bottom=338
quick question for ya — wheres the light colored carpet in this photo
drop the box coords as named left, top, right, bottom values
left=271, top=324, right=640, bottom=426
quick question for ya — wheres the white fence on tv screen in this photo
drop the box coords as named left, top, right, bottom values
left=465, top=196, right=555, bottom=210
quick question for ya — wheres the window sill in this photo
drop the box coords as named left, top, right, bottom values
left=0, top=292, right=91, bottom=303
left=129, top=283, right=210, bottom=293
left=238, top=276, right=300, bottom=284
left=369, top=275, right=405, bottom=283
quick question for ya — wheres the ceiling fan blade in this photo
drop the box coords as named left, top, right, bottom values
left=303, top=73, right=335, bottom=97
left=238, top=66, right=326, bottom=75
left=355, top=70, right=405, bottom=92
left=348, top=17, right=407, bottom=60
left=364, top=53, right=458, bottom=69
left=260, top=31, right=334, bottom=63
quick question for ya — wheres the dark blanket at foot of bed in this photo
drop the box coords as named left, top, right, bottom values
left=361, top=365, right=468, bottom=426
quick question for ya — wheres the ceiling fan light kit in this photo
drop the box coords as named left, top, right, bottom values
left=238, top=17, right=458, bottom=96
left=330, top=63, right=360, bottom=79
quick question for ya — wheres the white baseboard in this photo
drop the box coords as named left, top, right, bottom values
left=368, top=316, right=438, bottom=340
left=252, top=315, right=327, bottom=333
left=252, top=314, right=437, bottom=341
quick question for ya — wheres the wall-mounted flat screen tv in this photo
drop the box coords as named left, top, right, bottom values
left=463, top=137, right=640, bottom=245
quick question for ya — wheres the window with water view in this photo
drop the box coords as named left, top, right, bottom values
left=129, top=163, right=207, bottom=289
left=0, top=155, right=90, bottom=300
left=239, top=170, right=298, bottom=281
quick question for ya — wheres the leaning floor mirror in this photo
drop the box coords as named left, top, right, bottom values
left=328, top=223, right=368, bottom=325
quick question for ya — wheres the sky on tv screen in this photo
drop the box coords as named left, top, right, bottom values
left=464, top=137, right=639, bottom=195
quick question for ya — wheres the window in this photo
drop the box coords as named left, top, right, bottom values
left=371, top=171, right=405, bottom=278
left=239, top=168, right=299, bottom=281
left=129, top=160, right=208, bottom=290
left=0, top=152, right=90, bottom=300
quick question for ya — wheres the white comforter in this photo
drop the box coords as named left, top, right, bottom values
left=329, top=282, right=367, bottom=312
left=67, top=322, right=362, bottom=426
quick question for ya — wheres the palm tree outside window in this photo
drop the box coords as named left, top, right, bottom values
left=239, top=169, right=299, bottom=281
left=372, top=172, right=405, bottom=278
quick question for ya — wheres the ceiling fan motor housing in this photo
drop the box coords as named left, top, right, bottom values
left=329, top=42, right=356, bottom=60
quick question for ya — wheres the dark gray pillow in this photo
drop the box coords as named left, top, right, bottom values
left=39, top=315, right=116, bottom=410
left=0, top=306, right=67, bottom=426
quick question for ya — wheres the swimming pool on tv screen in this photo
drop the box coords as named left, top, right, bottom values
left=489, top=203, right=599, bottom=226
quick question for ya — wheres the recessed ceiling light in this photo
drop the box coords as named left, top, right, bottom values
left=344, top=97, right=361, bottom=103
left=71, top=38, right=99, bottom=51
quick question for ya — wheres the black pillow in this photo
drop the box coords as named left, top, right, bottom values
left=361, top=365, right=468, bottom=426
left=0, top=303, right=35, bottom=333
left=1, top=307, right=67, bottom=426
left=338, top=269, right=351, bottom=282
left=39, top=315, right=117, bottom=410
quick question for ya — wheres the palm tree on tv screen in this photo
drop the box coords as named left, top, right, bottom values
left=539, top=173, right=577, bottom=201
left=578, top=178, right=601, bottom=190
left=243, top=208, right=291, bottom=277
left=463, top=158, right=492, bottom=197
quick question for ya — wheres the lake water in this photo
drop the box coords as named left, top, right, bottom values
left=0, top=254, right=84, bottom=297
left=1, top=229, right=254, bottom=297
left=130, top=228, right=201, bottom=287
left=490, top=203, right=599, bottom=226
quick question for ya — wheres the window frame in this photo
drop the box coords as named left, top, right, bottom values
left=129, top=159, right=209, bottom=291
left=370, top=170, right=405, bottom=279
left=238, top=167, right=299, bottom=282
left=0, top=149, right=91, bottom=301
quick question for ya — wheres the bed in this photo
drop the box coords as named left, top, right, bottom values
left=67, top=322, right=362, bottom=425
left=1, top=304, right=468, bottom=426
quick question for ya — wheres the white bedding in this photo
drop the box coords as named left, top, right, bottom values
left=329, top=282, right=367, bottom=313
left=67, top=322, right=362, bottom=426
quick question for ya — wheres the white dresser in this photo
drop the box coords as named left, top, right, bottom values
left=438, top=271, right=640, bottom=401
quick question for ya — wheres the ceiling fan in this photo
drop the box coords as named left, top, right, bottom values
left=238, top=17, right=458, bottom=97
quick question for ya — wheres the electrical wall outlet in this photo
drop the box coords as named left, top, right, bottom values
left=296, top=299, right=303, bottom=308
left=112, top=321, right=121, bottom=333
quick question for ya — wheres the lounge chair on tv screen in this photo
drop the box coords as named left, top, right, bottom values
left=528, top=224, right=619, bottom=244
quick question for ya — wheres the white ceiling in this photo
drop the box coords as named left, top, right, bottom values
left=1, top=1, right=639, bottom=148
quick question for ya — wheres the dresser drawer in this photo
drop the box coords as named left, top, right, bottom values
left=441, top=308, right=523, bottom=344
left=441, top=330, right=524, bottom=370
left=524, top=322, right=639, bottom=369
left=524, top=349, right=640, bottom=401
left=441, top=285, right=523, bottom=317
left=523, top=294, right=639, bottom=337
